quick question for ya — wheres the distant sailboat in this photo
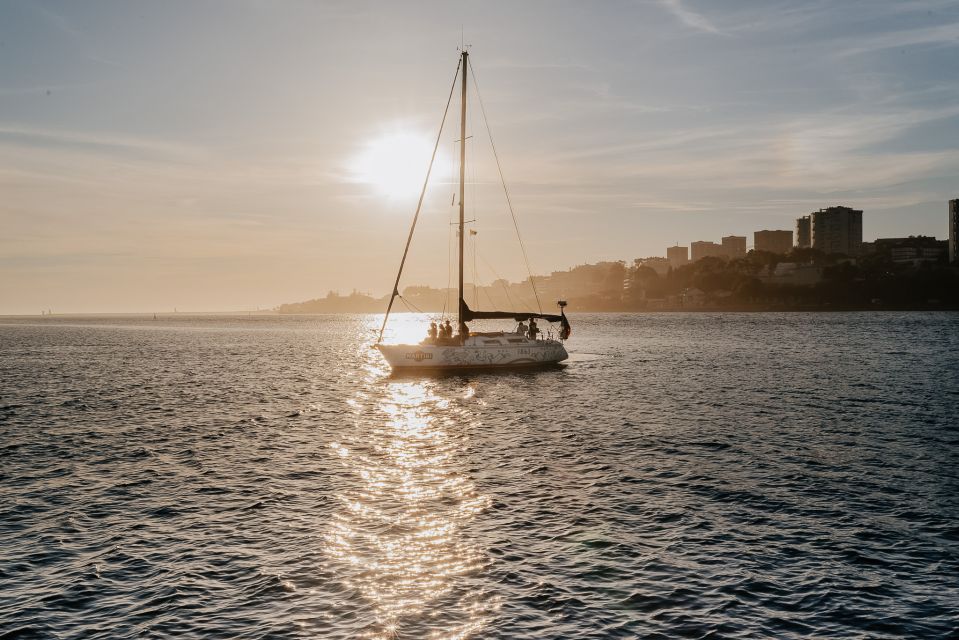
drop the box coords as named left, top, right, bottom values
left=375, top=50, right=571, bottom=371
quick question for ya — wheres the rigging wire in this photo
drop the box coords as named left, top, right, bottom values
left=376, top=58, right=461, bottom=343
left=480, top=282, right=498, bottom=312
left=475, top=249, right=521, bottom=311
left=397, top=294, right=425, bottom=314
left=468, top=58, right=543, bottom=314
left=470, top=231, right=477, bottom=307
left=473, top=232, right=480, bottom=307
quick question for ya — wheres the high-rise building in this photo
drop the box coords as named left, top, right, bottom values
left=690, top=241, right=724, bottom=262
left=796, top=215, right=811, bottom=248
left=810, top=206, right=863, bottom=255
left=721, top=235, right=747, bottom=259
left=950, top=199, right=958, bottom=263
left=666, top=245, right=689, bottom=268
left=754, top=230, right=794, bottom=254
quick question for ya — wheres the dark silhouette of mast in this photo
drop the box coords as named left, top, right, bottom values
left=457, top=49, right=468, bottom=327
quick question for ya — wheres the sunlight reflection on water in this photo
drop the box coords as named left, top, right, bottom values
left=325, top=349, right=497, bottom=638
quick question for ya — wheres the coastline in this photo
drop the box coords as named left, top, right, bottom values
left=4, top=307, right=958, bottom=321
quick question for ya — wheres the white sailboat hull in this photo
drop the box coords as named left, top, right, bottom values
left=376, top=335, right=568, bottom=370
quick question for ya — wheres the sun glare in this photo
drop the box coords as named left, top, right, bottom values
left=351, top=131, right=443, bottom=199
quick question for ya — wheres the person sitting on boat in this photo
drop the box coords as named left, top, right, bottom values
left=528, top=318, right=539, bottom=340
left=443, top=320, right=453, bottom=341
left=516, top=320, right=527, bottom=336
left=458, top=321, right=470, bottom=343
left=427, top=321, right=438, bottom=343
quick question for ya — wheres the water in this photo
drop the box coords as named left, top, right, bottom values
left=1, top=313, right=958, bottom=639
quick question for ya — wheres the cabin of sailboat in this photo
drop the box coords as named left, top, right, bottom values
left=374, top=50, right=571, bottom=370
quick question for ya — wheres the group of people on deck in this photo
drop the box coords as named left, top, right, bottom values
left=516, top=318, right=539, bottom=340
left=426, top=319, right=470, bottom=345
left=425, top=317, right=540, bottom=345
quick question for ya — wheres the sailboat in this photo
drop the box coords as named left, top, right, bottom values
left=375, top=49, right=572, bottom=371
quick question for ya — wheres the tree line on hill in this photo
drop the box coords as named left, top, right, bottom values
left=628, top=249, right=958, bottom=310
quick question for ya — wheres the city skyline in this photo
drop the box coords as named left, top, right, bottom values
left=644, top=201, right=953, bottom=262
left=2, top=1, right=959, bottom=313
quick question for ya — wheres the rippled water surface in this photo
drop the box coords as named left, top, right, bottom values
left=2, top=313, right=958, bottom=639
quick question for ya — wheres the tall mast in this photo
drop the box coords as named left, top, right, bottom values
left=457, top=49, right=468, bottom=326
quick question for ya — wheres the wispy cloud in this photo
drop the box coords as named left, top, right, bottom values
left=0, top=125, right=203, bottom=159
left=657, top=0, right=725, bottom=35
left=32, top=4, right=84, bottom=40
left=839, top=21, right=959, bottom=57
left=30, top=3, right=124, bottom=69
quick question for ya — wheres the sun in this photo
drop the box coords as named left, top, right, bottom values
left=350, top=131, right=443, bottom=199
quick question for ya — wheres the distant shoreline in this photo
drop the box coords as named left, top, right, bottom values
left=0, top=311, right=280, bottom=318
left=278, top=306, right=959, bottom=314
left=2, top=307, right=958, bottom=319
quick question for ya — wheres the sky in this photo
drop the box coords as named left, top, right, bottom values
left=1, top=0, right=958, bottom=314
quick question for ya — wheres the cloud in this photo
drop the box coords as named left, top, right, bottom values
left=838, top=21, right=959, bottom=56
left=0, top=125, right=203, bottom=160
left=657, top=0, right=725, bottom=35
left=32, top=4, right=84, bottom=40
left=29, top=3, right=124, bottom=69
